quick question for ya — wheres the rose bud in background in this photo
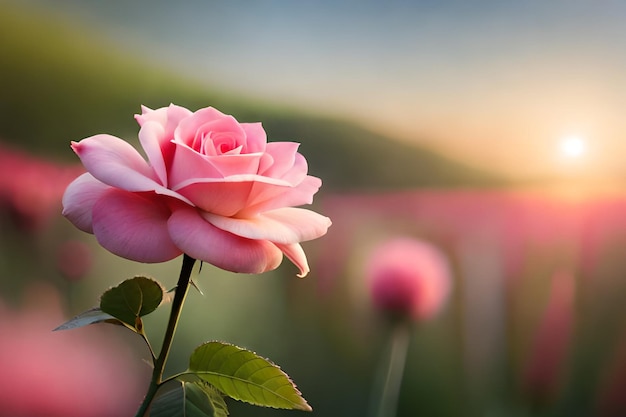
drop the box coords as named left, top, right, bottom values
left=365, top=237, right=453, bottom=417
left=367, top=237, right=452, bottom=322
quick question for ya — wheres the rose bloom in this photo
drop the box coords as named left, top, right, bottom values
left=367, top=237, right=452, bottom=321
left=62, top=105, right=331, bottom=276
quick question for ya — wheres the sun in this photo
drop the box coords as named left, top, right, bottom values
left=559, top=136, right=587, bottom=158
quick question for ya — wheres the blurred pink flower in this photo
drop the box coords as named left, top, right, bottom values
left=0, top=284, right=148, bottom=417
left=312, top=189, right=626, bottom=412
left=317, top=189, right=626, bottom=291
left=595, top=334, right=626, bottom=417
left=62, top=104, right=330, bottom=277
left=0, top=143, right=83, bottom=231
left=56, top=239, right=94, bottom=281
left=521, top=270, right=575, bottom=404
left=366, top=237, right=452, bottom=321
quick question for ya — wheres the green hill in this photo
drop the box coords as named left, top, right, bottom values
left=0, top=3, right=504, bottom=191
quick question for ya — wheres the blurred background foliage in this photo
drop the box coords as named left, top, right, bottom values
left=1, top=2, right=626, bottom=417
left=0, top=3, right=501, bottom=191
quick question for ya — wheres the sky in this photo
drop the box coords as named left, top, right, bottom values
left=13, top=0, right=626, bottom=182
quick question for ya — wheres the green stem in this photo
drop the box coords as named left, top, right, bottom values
left=370, top=321, right=412, bottom=417
left=134, top=254, right=197, bottom=417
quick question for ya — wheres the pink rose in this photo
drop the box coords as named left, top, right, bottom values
left=367, top=237, right=452, bottom=321
left=62, top=104, right=331, bottom=277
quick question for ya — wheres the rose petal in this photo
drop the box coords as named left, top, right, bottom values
left=274, top=242, right=310, bottom=278
left=175, top=181, right=253, bottom=217
left=259, top=142, right=300, bottom=178
left=194, top=117, right=246, bottom=156
left=201, top=207, right=332, bottom=244
left=169, top=143, right=264, bottom=187
left=173, top=177, right=294, bottom=217
left=135, top=104, right=193, bottom=132
left=91, top=189, right=182, bottom=263
left=174, top=107, right=240, bottom=151
left=240, top=175, right=322, bottom=216
left=258, top=152, right=274, bottom=174
left=259, top=142, right=310, bottom=186
left=72, top=134, right=157, bottom=190
left=137, top=121, right=168, bottom=186
left=279, top=153, right=308, bottom=185
left=168, top=207, right=283, bottom=274
left=205, top=153, right=263, bottom=177
left=72, top=134, right=193, bottom=205
left=135, top=105, right=193, bottom=185
left=240, top=122, right=267, bottom=153
left=62, top=173, right=112, bottom=233
left=168, top=143, right=224, bottom=188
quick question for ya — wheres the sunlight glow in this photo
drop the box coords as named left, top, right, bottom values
left=560, top=136, right=586, bottom=158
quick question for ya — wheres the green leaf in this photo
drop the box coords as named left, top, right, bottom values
left=53, top=307, right=119, bottom=331
left=150, top=380, right=229, bottom=417
left=188, top=342, right=311, bottom=411
left=100, top=276, right=164, bottom=329
left=195, top=383, right=229, bottom=417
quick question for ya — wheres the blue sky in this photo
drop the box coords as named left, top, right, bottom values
left=13, top=0, right=626, bottom=181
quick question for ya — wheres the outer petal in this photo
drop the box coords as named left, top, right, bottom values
left=279, top=153, right=308, bottom=185
left=240, top=122, right=267, bottom=153
left=72, top=134, right=192, bottom=204
left=175, top=181, right=253, bottom=217
left=167, top=207, right=283, bottom=274
left=240, top=175, right=322, bottom=216
left=137, top=121, right=169, bottom=186
left=72, top=134, right=157, bottom=190
left=173, top=178, right=293, bottom=217
left=135, top=104, right=193, bottom=132
left=259, top=142, right=309, bottom=186
left=274, top=242, right=310, bottom=278
left=62, top=173, right=112, bottom=233
left=201, top=207, right=332, bottom=244
left=91, top=189, right=182, bottom=263
left=135, top=104, right=193, bottom=186
left=259, top=142, right=300, bottom=179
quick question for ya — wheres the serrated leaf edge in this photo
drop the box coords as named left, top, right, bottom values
left=187, top=341, right=311, bottom=411
left=99, top=275, right=165, bottom=327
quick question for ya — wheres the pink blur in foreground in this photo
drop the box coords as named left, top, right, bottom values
left=367, top=237, right=452, bottom=321
left=0, top=284, right=148, bottom=417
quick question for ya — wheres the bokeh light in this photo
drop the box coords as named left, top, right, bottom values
left=560, top=136, right=587, bottom=159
